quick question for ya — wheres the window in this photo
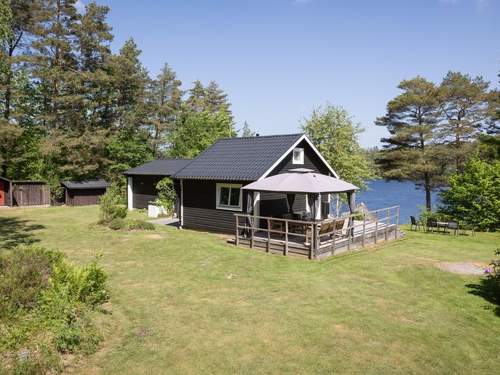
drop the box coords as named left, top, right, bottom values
left=293, top=148, right=304, bottom=164
left=216, top=183, right=242, bottom=211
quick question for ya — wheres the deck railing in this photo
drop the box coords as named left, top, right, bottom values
left=234, top=205, right=400, bottom=259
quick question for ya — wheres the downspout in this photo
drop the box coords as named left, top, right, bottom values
left=180, top=179, right=184, bottom=228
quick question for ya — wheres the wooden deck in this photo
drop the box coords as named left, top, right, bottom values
left=233, top=206, right=401, bottom=259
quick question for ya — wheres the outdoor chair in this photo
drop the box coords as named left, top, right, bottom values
left=426, top=219, right=438, bottom=232
left=410, top=216, right=422, bottom=231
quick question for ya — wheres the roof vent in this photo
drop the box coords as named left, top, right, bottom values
left=255, top=133, right=260, bottom=137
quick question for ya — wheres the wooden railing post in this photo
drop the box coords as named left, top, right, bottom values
left=235, top=215, right=239, bottom=246
left=395, top=206, right=399, bottom=239
left=309, top=223, right=314, bottom=260
left=385, top=208, right=389, bottom=241
left=362, top=213, right=366, bottom=248
left=284, top=220, right=288, bottom=256
left=250, top=217, right=255, bottom=249
left=331, top=218, right=336, bottom=254
left=374, top=212, right=378, bottom=244
left=347, top=217, right=351, bottom=251
left=266, top=218, right=271, bottom=253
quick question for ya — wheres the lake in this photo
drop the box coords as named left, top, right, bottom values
left=356, top=180, right=441, bottom=224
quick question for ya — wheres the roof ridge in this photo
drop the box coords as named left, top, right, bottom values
left=218, top=133, right=304, bottom=141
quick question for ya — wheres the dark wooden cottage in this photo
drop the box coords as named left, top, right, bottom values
left=0, top=177, right=50, bottom=207
left=125, top=134, right=337, bottom=233
left=124, top=159, right=191, bottom=209
left=62, top=180, right=110, bottom=206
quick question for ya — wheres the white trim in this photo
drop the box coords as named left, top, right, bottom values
left=259, top=134, right=338, bottom=180
left=216, top=183, right=243, bottom=211
left=180, top=179, right=184, bottom=227
left=127, top=177, right=133, bottom=210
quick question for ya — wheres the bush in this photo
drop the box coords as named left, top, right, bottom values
left=126, top=220, right=155, bottom=231
left=440, top=158, right=500, bottom=231
left=108, top=217, right=126, bottom=230
left=0, top=246, right=63, bottom=317
left=99, top=184, right=127, bottom=225
left=154, top=177, right=176, bottom=217
left=0, top=245, right=109, bottom=373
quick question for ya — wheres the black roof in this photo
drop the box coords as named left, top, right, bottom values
left=174, top=134, right=304, bottom=181
left=61, top=180, right=110, bottom=190
left=124, top=159, right=192, bottom=176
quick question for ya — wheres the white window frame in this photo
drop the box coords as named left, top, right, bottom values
left=292, top=147, right=304, bottom=164
left=216, top=183, right=243, bottom=211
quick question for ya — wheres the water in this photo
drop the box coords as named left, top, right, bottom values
left=356, top=180, right=441, bottom=224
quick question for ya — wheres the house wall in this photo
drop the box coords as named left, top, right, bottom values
left=268, top=139, right=331, bottom=176
left=12, top=182, right=50, bottom=206
left=0, top=178, right=11, bottom=206
left=131, top=175, right=165, bottom=209
left=65, top=188, right=107, bottom=206
left=182, top=179, right=249, bottom=233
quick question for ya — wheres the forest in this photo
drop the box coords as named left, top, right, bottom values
left=0, top=0, right=236, bottom=200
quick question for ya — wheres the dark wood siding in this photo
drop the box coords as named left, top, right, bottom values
left=132, top=175, right=165, bottom=209
left=182, top=179, right=249, bottom=233
left=0, top=178, right=11, bottom=206
left=65, top=188, right=107, bottom=206
left=269, top=139, right=331, bottom=176
left=12, top=182, right=50, bottom=206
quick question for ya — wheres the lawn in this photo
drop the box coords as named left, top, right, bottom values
left=1, top=206, right=499, bottom=374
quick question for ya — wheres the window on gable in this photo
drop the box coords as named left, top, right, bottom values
left=292, top=148, right=304, bottom=164
left=216, top=183, right=242, bottom=211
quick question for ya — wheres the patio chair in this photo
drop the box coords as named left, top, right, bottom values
left=319, top=220, right=335, bottom=240
left=426, top=219, right=438, bottom=232
left=410, top=216, right=422, bottom=231
left=447, top=220, right=459, bottom=236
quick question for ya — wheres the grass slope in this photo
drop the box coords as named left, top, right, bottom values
left=1, top=206, right=499, bottom=374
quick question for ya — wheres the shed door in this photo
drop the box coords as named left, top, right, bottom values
left=0, top=180, right=4, bottom=205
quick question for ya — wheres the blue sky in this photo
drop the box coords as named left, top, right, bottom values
left=81, top=0, right=499, bottom=147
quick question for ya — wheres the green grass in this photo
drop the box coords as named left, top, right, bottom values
left=1, top=206, right=499, bottom=374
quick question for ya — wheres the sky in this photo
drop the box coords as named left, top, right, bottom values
left=80, top=0, right=499, bottom=147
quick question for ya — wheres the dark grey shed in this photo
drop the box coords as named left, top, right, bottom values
left=62, top=180, right=110, bottom=206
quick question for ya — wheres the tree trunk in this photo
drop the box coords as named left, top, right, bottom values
left=424, top=173, right=432, bottom=211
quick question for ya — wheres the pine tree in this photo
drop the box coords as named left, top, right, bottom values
left=437, top=71, right=490, bottom=172
left=149, top=63, right=182, bottom=156
left=240, top=121, right=255, bottom=137
left=185, top=79, right=205, bottom=112
left=376, top=77, right=449, bottom=210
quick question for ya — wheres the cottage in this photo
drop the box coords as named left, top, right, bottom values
left=62, top=180, right=110, bottom=206
left=125, top=134, right=400, bottom=258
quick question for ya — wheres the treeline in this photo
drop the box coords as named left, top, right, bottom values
left=376, top=73, right=499, bottom=209
left=0, top=0, right=236, bottom=197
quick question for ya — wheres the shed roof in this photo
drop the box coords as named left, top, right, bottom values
left=61, top=180, right=110, bottom=190
left=124, top=159, right=192, bottom=176
left=173, top=134, right=305, bottom=181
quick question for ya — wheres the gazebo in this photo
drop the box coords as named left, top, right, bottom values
left=234, top=169, right=400, bottom=259
left=242, top=168, right=359, bottom=219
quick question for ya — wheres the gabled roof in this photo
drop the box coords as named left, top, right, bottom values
left=174, top=133, right=319, bottom=181
left=124, top=159, right=192, bottom=176
left=61, top=180, right=110, bottom=190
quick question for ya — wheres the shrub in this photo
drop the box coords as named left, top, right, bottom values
left=108, top=217, right=126, bottom=230
left=126, top=219, right=155, bottom=231
left=0, top=245, right=109, bottom=373
left=154, top=177, right=176, bottom=217
left=484, top=248, right=500, bottom=303
left=99, top=184, right=127, bottom=225
left=440, top=158, right=500, bottom=231
left=0, top=246, right=63, bottom=317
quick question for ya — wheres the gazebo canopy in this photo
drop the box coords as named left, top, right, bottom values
left=242, top=168, right=359, bottom=194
